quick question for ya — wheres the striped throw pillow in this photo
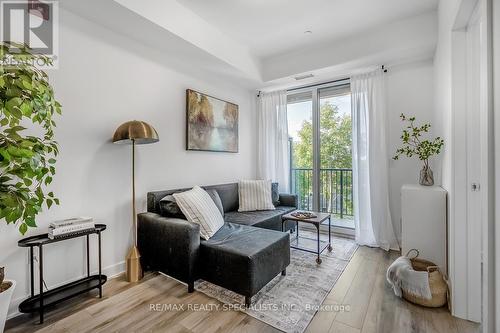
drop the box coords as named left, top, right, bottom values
left=238, top=180, right=276, bottom=212
left=173, top=186, right=224, bottom=240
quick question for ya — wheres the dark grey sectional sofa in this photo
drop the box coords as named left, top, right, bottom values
left=137, top=182, right=297, bottom=306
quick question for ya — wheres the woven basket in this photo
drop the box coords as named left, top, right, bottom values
left=402, top=250, right=448, bottom=308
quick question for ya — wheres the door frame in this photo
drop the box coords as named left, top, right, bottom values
left=493, top=0, right=500, bottom=330
left=287, top=79, right=353, bottom=236
left=450, top=0, right=494, bottom=329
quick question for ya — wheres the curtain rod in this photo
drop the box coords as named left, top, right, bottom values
left=257, top=77, right=349, bottom=97
left=287, top=77, right=350, bottom=92
left=287, top=65, right=388, bottom=92
left=258, top=65, right=387, bottom=97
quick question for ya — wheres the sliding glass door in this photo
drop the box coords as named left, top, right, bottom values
left=287, top=91, right=313, bottom=210
left=287, top=81, right=354, bottom=230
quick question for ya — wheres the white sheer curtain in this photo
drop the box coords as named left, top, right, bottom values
left=351, top=70, right=399, bottom=250
left=257, top=91, right=290, bottom=192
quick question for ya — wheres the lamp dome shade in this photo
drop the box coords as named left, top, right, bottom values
left=112, top=120, right=159, bottom=144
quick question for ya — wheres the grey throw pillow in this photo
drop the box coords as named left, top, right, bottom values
left=159, top=195, right=186, bottom=219
left=159, top=189, right=225, bottom=218
left=206, top=189, right=224, bottom=217
left=271, top=182, right=280, bottom=206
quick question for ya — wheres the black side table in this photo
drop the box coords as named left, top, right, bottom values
left=17, top=224, right=107, bottom=324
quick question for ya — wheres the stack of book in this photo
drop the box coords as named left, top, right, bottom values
left=48, top=217, right=95, bottom=239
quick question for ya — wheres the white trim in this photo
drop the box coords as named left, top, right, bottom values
left=312, top=86, right=320, bottom=211
left=465, top=5, right=482, bottom=321
left=491, top=0, right=500, bottom=330
left=327, top=225, right=355, bottom=237
left=293, top=223, right=355, bottom=238
left=479, top=0, right=495, bottom=331
left=449, top=1, right=472, bottom=320
left=301, top=223, right=355, bottom=238
left=449, top=23, right=467, bottom=319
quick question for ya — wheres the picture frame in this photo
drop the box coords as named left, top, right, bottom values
left=186, top=89, right=239, bottom=153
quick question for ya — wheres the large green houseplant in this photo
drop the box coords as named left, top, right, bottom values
left=0, top=42, right=61, bottom=234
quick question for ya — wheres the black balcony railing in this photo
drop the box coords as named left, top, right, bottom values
left=290, top=168, right=354, bottom=218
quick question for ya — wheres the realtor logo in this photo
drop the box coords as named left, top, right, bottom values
left=1, top=0, right=59, bottom=68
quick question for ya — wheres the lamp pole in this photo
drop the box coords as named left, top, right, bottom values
left=132, top=139, right=136, bottom=246
left=126, top=138, right=141, bottom=282
left=112, top=120, right=158, bottom=283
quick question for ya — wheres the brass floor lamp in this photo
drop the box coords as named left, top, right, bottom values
left=113, top=121, right=159, bottom=282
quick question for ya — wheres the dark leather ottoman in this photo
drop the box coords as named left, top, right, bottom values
left=200, top=223, right=290, bottom=306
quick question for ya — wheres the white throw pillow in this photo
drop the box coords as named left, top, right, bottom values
left=238, top=180, right=275, bottom=212
left=173, top=186, right=224, bottom=240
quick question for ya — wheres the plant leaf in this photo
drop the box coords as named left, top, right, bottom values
left=19, top=223, right=28, bottom=235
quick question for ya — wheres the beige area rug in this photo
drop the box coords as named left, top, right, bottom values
left=195, top=234, right=358, bottom=333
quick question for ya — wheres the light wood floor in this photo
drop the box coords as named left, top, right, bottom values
left=6, top=246, right=480, bottom=333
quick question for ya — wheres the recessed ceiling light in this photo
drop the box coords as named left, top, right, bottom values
left=304, top=30, right=312, bottom=35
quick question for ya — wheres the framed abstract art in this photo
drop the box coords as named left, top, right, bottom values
left=186, top=89, right=238, bottom=153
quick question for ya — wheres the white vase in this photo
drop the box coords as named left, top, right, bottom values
left=0, top=280, right=15, bottom=333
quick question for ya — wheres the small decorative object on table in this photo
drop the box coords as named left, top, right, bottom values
left=393, top=114, right=444, bottom=186
left=291, top=211, right=317, bottom=219
left=48, top=217, right=95, bottom=239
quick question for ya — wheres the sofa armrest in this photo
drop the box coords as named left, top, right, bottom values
left=137, top=212, right=200, bottom=286
left=279, top=193, right=298, bottom=208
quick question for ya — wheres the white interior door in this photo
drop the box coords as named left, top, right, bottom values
left=464, top=5, right=483, bottom=323
left=451, top=0, right=493, bottom=326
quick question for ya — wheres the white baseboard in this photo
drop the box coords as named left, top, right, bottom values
left=7, top=260, right=125, bottom=320
left=299, top=223, right=355, bottom=238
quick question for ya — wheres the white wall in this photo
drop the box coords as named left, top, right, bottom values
left=0, top=9, right=256, bottom=317
left=386, top=60, right=435, bottom=244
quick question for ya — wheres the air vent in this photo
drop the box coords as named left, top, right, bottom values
left=294, top=73, right=314, bottom=81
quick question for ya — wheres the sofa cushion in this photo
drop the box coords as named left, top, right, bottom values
left=238, top=180, right=275, bottom=212
left=224, top=206, right=295, bottom=231
left=159, top=195, right=186, bottom=219
left=200, top=223, right=290, bottom=296
left=203, top=183, right=239, bottom=213
left=159, top=189, right=224, bottom=219
left=148, top=183, right=240, bottom=216
left=271, top=182, right=280, bottom=206
left=173, top=186, right=224, bottom=240
left=206, top=189, right=224, bottom=217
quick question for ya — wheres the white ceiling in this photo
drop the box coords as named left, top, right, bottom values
left=63, top=0, right=439, bottom=88
left=178, top=0, right=439, bottom=58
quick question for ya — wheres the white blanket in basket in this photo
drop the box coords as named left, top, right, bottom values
left=386, top=256, right=432, bottom=300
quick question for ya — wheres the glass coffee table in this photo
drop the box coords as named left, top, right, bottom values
left=281, top=211, right=332, bottom=264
